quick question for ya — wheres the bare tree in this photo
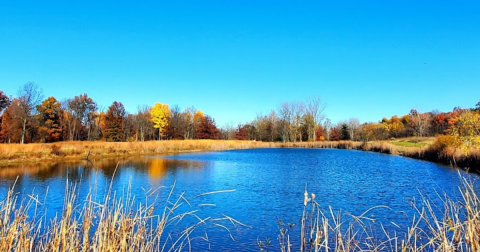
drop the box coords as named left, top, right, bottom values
left=277, top=102, right=293, bottom=142
left=134, top=105, right=152, bottom=142
left=409, top=109, right=431, bottom=137
left=67, top=94, right=97, bottom=140
left=267, top=110, right=279, bottom=141
left=16, top=82, right=43, bottom=144
left=306, top=96, right=326, bottom=141
left=220, top=121, right=236, bottom=140
left=323, top=118, right=332, bottom=141
left=165, top=104, right=187, bottom=139
left=183, top=106, right=197, bottom=139
left=291, top=101, right=305, bottom=142
left=347, top=118, right=360, bottom=141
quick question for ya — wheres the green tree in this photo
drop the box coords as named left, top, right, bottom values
left=340, top=123, right=351, bottom=140
left=151, top=102, right=170, bottom=140
left=0, top=90, right=10, bottom=114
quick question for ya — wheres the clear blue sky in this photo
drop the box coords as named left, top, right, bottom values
left=1, top=1, right=479, bottom=127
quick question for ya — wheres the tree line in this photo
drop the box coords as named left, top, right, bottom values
left=230, top=100, right=480, bottom=154
left=0, top=82, right=220, bottom=143
left=1, top=82, right=479, bottom=152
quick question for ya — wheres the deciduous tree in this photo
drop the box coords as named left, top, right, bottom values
left=450, top=110, right=480, bottom=155
left=164, top=105, right=187, bottom=140
left=196, top=115, right=219, bottom=139
left=36, top=96, right=63, bottom=142
left=306, top=96, right=326, bottom=141
left=409, top=109, right=431, bottom=137
left=134, top=105, right=152, bottom=142
left=277, top=102, right=293, bottom=142
left=347, top=118, right=360, bottom=141
left=0, top=99, right=22, bottom=143
left=103, top=101, right=126, bottom=142
left=151, top=102, right=170, bottom=140
left=67, top=93, right=97, bottom=140
left=192, top=110, right=204, bottom=139
left=323, top=118, right=332, bottom=141
left=17, top=82, right=44, bottom=144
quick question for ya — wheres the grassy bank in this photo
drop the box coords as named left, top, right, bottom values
left=0, top=140, right=275, bottom=165
left=1, top=138, right=479, bottom=172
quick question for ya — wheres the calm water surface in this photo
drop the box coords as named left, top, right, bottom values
left=1, top=148, right=479, bottom=251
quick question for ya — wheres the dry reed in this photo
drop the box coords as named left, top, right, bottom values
left=258, top=174, right=480, bottom=252
left=0, top=140, right=275, bottom=165
left=0, top=166, right=241, bottom=251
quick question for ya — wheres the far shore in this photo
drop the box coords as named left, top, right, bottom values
left=1, top=139, right=479, bottom=172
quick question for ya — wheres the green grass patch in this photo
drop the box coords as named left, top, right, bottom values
left=390, top=141, right=427, bottom=147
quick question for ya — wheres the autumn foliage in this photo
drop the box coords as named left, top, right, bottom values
left=36, top=96, right=62, bottom=142
left=195, top=115, right=219, bottom=139
left=103, top=101, right=126, bottom=142
left=0, top=83, right=479, bottom=170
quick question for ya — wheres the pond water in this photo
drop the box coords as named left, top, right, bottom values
left=0, top=148, right=479, bottom=251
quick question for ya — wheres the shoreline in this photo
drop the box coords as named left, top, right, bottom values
left=1, top=139, right=479, bottom=172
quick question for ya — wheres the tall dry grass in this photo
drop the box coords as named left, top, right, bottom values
left=258, top=175, right=480, bottom=252
left=0, top=140, right=275, bottom=164
left=0, top=168, right=242, bottom=251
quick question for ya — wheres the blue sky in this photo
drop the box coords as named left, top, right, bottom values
left=1, top=1, right=479, bottom=127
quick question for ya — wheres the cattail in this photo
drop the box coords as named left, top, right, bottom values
left=148, top=207, right=154, bottom=216
left=303, top=190, right=310, bottom=206
left=311, top=193, right=316, bottom=202
left=315, top=230, right=322, bottom=245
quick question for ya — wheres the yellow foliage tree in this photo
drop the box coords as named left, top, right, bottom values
left=151, top=102, right=170, bottom=140
left=451, top=110, right=480, bottom=155
left=193, top=110, right=204, bottom=122
left=193, top=110, right=204, bottom=138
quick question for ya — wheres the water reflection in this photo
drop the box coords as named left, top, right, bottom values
left=0, top=156, right=210, bottom=185
left=146, top=158, right=205, bottom=181
left=0, top=161, right=81, bottom=180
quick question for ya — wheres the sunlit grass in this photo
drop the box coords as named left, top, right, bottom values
left=0, top=140, right=275, bottom=164
left=389, top=137, right=435, bottom=148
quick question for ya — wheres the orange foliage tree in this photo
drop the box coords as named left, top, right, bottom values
left=36, top=97, right=63, bottom=142
left=195, top=115, right=219, bottom=139
left=0, top=99, right=23, bottom=143
left=103, top=101, right=126, bottom=142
